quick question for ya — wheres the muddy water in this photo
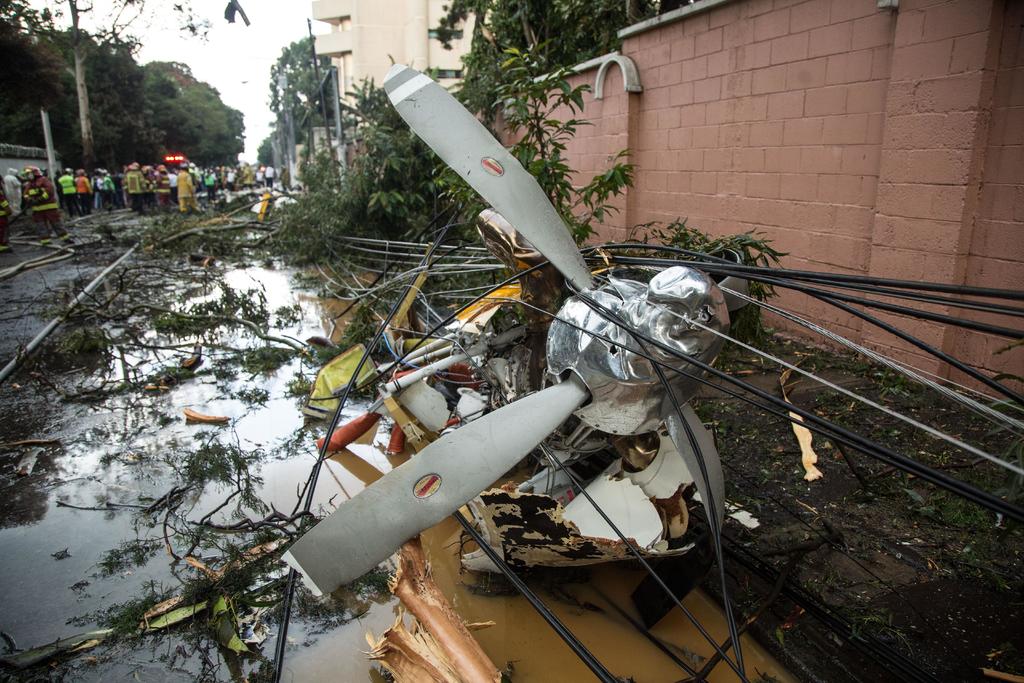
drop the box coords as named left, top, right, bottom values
left=0, top=262, right=792, bottom=681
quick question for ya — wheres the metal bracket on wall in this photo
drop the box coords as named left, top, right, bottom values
left=877, top=0, right=899, bottom=9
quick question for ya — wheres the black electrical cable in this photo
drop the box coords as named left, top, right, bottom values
left=593, top=253, right=1024, bottom=404
left=453, top=510, right=620, bottom=683
left=538, top=444, right=747, bottom=682
left=330, top=244, right=1017, bottom=679
left=447, top=277, right=1019, bottom=677
left=483, top=291, right=988, bottom=679
left=595, top=243, right=1024, bottom=301
left=599, top=255, right=1024, bottom=340
left=813, top=281, right=1024, bottom=318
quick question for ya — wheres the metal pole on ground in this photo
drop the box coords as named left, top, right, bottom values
left=0, top=244, right=138, bottom=385
left=40, top=109, right=57, bottom=177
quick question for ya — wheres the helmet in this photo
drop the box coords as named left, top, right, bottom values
left=157, top=164, right=167, bottom=172
left=64, top=168, right=72, bottom=174
left=23, top=165, right=42, bottom=178
left=76, top=169, right=85, bottom=176
left=129, top=162, right=140, bottom=170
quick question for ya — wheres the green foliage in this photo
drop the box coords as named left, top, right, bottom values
left=58, top=325, right=111, bottom=355
left=240, top=346, right=295, bottom=374
left=143, top=62, right=244, bottom=164
left=232, top=386, right=270, bottom=405
left=0, top=29, right=241, bottom=168
left=0, top=1, right=64, bottom=108
left=97, top=539, right=162, bottom=577
left=440, top=47, right=633, bottom=244
left=276, top=79, right=438, bottom=261
left=285, top=374, right=312, bottom=397
left=269, top=37, right=331, bottom=147
left=257, top=135, right=274, bottom=166
left=435, top=0, right=656, bottom=121
left=641, top=219, right=785, bottom=343
left=178, top=442, right=266, bottom=512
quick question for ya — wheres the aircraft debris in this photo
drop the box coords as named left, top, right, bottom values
left=182, top=408, right=230, bottom=425
left=180, top=344, right=203, bottom=370
left=303, top=343, right=377, bottom=419
left=780, top=369, right=824, bottom=482
left=15, top=449, right=39, bottom=476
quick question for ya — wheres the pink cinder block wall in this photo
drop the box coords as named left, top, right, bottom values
left=551, top=0, right=1022, bottom=384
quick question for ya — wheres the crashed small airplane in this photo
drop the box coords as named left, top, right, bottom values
left=283, top=65, right=752, bottom=599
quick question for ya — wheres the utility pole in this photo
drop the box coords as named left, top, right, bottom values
left=278, top=72, right=297, bottom=188
left=328, top=65, right=346, bottom=171
left=40, top=109, right=57, bottom=177
left=306, top=19, right=333, bottom=156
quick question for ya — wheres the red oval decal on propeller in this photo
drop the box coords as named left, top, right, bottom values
left=413, top=473, right=442, bottom=499
left=481, top=157, right=504, bottom=176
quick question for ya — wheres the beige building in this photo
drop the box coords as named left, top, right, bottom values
left=311, top=0, right=474, bottom=97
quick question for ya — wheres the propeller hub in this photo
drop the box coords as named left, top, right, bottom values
left=547, top=266, right=729, bottom=435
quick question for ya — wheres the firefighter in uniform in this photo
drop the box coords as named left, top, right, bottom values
left=155, top=165, right=171, bottom=209
left=125, top=162, right=145, bottom=214
left=177, top=164, right=199, bottom=214
left=22, top=166, right=70, bottom=244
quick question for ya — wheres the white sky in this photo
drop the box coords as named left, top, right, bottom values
left=32, top=0, right=332, bottom=161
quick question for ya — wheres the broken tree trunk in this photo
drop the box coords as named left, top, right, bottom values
left=368, top=538, right=500, bottom=683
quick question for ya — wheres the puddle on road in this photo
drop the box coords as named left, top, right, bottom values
left=0, top=262, right=792, bottom=682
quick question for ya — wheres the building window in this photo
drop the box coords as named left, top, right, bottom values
left=428, top=28, right=463, bottom=40
left=434, top=68, right=463, bottom=79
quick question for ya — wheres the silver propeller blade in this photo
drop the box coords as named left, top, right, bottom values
left=718, top=276, right=749, bottom=312
left=662, top=402, right=725, bottom=527
left=283, top=375, right=590, bottom=595
left=383, top=64, right=594, bottom=292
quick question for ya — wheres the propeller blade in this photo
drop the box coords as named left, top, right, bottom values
left=383, top=64, right=594, bottom=292
left=662, top=402, right=725, bottom=527
left=718, top=276, right=749, bottom=312
left=283, top=375, right=590, bottom=595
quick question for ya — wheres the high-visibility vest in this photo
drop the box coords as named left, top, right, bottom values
left=0, top=192, right=10, bottom=217
left=125, top=170, right=144, bottom=194
left=26, top=180, right=59, bottom=212
left=75, top=176, right=91, bottom=193
left=156, top=175, right=170, bottom=193
left=58, top=175, right=76, bottom=195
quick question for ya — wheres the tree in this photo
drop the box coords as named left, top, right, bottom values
left=0, top=34, right=242, bottom=168
left=144, top=62, right=245, bottom=164
left=0, top=1, right=65, bottom=109
left=257, top=135, right=273, bottom=166
left=435, top=0, right=656, bottom=120
left=45, top=0, right=209, bottom=169
left=268, top=37, right=331, bottom=148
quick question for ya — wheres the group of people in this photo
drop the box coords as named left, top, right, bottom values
left=57, top=168, right=121, bottom=216
left=0, top=160, right=284, bottom=253
left=119, top=162, right=278, bottom=215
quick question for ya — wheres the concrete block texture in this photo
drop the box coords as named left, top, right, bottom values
left=546, top=0, right=1020, bottom=382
